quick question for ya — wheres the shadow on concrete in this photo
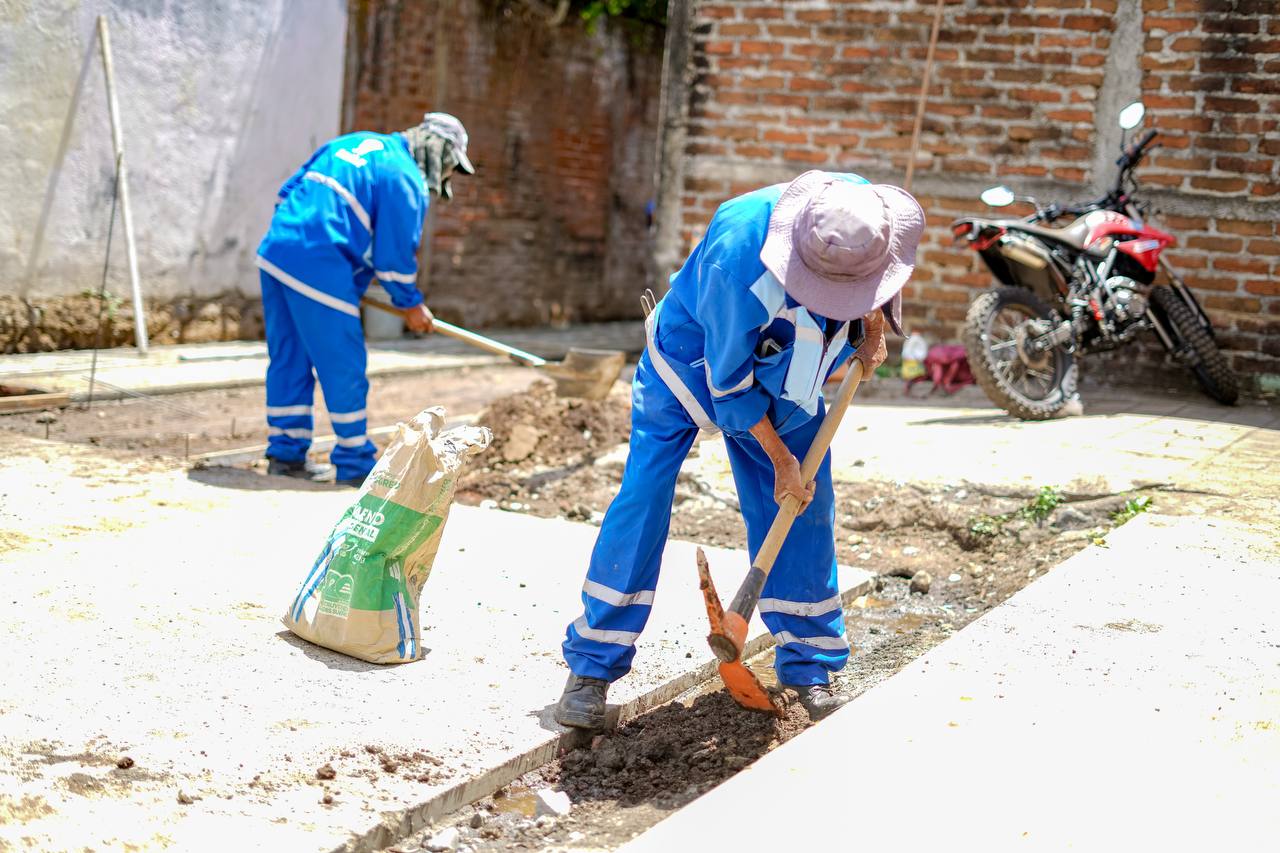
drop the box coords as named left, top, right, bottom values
left=186, top=465, right=349, bottom=493
left=275, top=630, right=430, bottom=672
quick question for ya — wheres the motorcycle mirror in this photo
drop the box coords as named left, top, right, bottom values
left=1118, top=101, right=1145, bottom=130
left=980, top=185, right=1016, bottom=207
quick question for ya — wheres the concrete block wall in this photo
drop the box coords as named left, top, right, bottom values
left=654, top=0, right=1279, bottom=394
left=344, top=1, right=665, bottom=328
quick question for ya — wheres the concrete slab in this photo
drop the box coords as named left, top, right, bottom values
left=678, top=391, right=1280, bottom=506
left=0, top=437, right=871, bottom=852
left=0, top=321, right=644, bottom=402
left=622, top=513, right=1280, bottom=852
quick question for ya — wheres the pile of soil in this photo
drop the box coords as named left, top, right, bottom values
left=458, top=380, right=631, bottom=509
left=554, top=690, right=808, bottom=807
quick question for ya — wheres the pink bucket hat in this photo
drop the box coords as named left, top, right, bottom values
left=760, top=171, right=925, bottom=333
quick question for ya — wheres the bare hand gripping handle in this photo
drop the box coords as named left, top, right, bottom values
left=710, top=358, right=866, bottom=663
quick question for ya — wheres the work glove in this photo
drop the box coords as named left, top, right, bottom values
left=852, top=309, right=887, bottom=378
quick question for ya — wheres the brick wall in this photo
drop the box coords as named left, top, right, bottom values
left=658, top=0, right=1279, bottom=394
left=346, top=1, right=664, bottom=327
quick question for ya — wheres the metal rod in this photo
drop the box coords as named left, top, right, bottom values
left=21, top=33, right=97, bottom=299
left=97, top=15, right=149, bottom=356
left=904, top=0, right=946, bottom=192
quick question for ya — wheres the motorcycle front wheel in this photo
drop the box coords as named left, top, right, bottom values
left=963, top=286, right=1077, bottom=420
left=1148, top=286, right=1239, bottom=405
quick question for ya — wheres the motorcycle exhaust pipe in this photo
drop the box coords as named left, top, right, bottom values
left=999, top=239, right=1050, bottom=270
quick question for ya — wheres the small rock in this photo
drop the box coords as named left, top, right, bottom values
left=847, top=534, right=865, bottom=546
left=1054, top=506, right=1093, bottom=530
left=901, top=546, right=919, bottom=557
left=478, top=499, right=498, bottom=510
left=536, top=788, right=573, bottom=817
left=500, top=423, right=542, bottom=463
left=177, top=790, right=196, bottom=805
left=909, top=570, right=932, bottom=595
left=947, top=572, right=961, bottom=582
left=424, top=827, right=460, bottom=852
left=115, top=756, right=134, bottom=769
left=321, top=793, right=334, bottom=805
left=967, top=563, right=984, bottom=578
left=535, top=815, right=553, bottom=829
left=469, top=812, right=483, bottom=829
left=316, top=763, right=336, bottom=780
left=569, top=831, right=586, bottom=842
left=35, top=412, right=58, bottom=424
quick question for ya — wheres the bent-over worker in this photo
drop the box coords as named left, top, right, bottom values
left=555, top=170, right=924, bottom=726
left=256, top=113, right=474, bottom=486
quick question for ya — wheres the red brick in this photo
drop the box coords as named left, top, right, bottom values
left=1187, top=235, right=1243, bottom=251
left=1205, top=96, right=1261, bottom=113
left=1190, top=175, right=1249, bottom=193
left=762, top=129, right=807, bottom=144
left=1216, top=257, right=1272, bottom=274
left=1203, top=297, right=1264, bottom=313
left=1244, top=276, right=1280, bottom=297
left=740, top=40, right=784, bottom=55
left=1248, top=239, right=1280, bottom=255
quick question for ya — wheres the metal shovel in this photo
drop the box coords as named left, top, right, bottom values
left=361, top=298, right=626, bottom=400
left=697, top=357, right=867, bottom=716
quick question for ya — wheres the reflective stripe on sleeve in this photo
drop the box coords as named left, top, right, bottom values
left=302, top=171, right=371, bottom=232
left=375, top=269, right=417, bottom=284
left=583, top=579, right=656, bottom=608
left=704, top=361, right=754, bottom=398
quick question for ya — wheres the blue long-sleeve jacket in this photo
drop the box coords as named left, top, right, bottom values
left=257, top=131, right=427, bottom=312
left=650, top=174, right=868, bottom=436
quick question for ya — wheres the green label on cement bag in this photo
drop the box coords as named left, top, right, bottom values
left=317, top=493, right=442, bottom=617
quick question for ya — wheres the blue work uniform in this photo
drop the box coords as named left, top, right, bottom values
left=256, top=131, right=427, bottom=481
left=562, top=174, right=866, bottom=688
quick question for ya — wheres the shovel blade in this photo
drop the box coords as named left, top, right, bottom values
left=541, top=348, right=626, bottom=400
left=719, top=660, right=783, bottom=717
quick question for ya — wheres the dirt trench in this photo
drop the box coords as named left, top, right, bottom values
left=397, top=383, right=1158, bottom=852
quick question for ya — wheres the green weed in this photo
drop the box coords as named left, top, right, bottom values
left=1110, top=495, right=1153, bottom=526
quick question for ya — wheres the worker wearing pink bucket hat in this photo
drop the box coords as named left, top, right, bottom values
left=557, top=171, right=925, bottom=729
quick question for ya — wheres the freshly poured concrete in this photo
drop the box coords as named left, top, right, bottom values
left=624, top=513, right=1280, bottom=851
left=0, top=437, right=871, bottom=851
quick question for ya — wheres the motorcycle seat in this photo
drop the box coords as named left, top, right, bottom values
left=993, top=216, right=1093, bottom=252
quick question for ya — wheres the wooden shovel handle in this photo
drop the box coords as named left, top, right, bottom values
left=360, top=298, right=546, bottom=367
left=727, top=359, right=866, bottom=618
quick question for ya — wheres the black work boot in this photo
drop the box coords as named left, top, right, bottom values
left=266, top=457, right=334, bottom=482
left=554, top=674, right=609, bottom=729
left=788, top=683, right=852, bottom=721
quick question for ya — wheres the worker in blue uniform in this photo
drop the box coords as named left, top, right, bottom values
left=556, top=171, right=925, bottom=725
left=256, top=113, right=474, bottom=486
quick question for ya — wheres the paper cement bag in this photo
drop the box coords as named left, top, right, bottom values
left=283, top=407, right=491, bottom=663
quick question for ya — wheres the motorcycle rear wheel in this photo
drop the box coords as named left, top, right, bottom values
left=1148, top=286, right=1239, bottom=405
left=964, top=286, right=1077, bottom=420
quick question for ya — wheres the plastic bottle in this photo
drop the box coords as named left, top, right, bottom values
left=901, top=335, right=928, bottom=380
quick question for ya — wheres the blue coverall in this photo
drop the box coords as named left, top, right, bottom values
left=562, top=175, right=867, bottom=688
left=256, top=131, right=428, bottom=482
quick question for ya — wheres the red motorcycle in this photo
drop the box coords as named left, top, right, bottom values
left=952, top=102, right=1238, bottom=419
